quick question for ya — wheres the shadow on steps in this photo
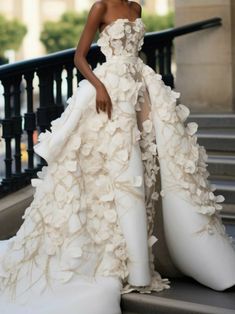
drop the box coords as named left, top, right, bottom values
left=121, top=277, right=235, bottom=314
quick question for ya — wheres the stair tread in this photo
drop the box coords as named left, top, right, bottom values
left=189, top=113, right=235, bottom=118
left=209, top=178, right=235, bottom=190
left=122, top=278, right=235, bottom=314
left=187, top=114, right=235, bottom=129
left=208, top=155, right=235, bottom=164
left=197, top=130, right=235, bottom=138
left=208, top=151, right=235, bottom=156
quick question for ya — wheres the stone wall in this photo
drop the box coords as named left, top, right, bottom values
left=174, top=0, right=235, bottom=112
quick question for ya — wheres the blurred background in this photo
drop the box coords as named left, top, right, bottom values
left=0, top=0, right=174, bottom=62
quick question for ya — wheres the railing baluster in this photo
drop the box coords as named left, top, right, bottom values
left=145, top=48, right=156, bottom=71
left=165, top=41, right=174, bottom=88
left=66, top=64, right=74, bottom=99
left=37, top=68, right=54, bottom=132
left=55, top=66, right=62, bottom=106
left=12, top=75, right=23, bottom=180
left=158, top=46, right=165, bottom=76
left=36, top=68, right=54, bottom=167
left=76, top=70, right=84, bottom=86
left=53, top=66, right=64, bottom=119
left=1, top=79, right=14, bottom=192
left=24, top=71, right=37, bottom=176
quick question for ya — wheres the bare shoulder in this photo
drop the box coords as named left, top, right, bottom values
left=129, top=1, right=142, bottom=15
left=89, top=1, right=107, bottom=17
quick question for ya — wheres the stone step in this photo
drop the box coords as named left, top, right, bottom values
left=209, top=177, right=235, bottom=204
left=220, top=203, right=235, bottom=223
left=207, top=153, right=235, bottom=177
left=196, top=130, right=235, bottom=152
left=225, top=223, right=235, bottom=239
left=187, top=113, right=235, bottom=129
left=122, top=218, right=235, bottom=314
left=122, top=277, right=235, bottom=314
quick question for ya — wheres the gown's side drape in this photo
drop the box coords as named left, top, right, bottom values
left=142, top=64, right=235, bottom=290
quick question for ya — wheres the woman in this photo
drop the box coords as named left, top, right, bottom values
left=0, top=1, right=235, bottom=313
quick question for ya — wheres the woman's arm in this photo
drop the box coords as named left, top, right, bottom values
left=74, top=2, right=105, bottom=90
left=74, top=2, right=112, bottom=119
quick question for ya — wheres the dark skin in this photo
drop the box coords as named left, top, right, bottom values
left=74, top=0, right=142, bottom=119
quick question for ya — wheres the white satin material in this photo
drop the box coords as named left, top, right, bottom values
left=32, top=63, right=235, bottom=292
left=142, top=74, right=235, bottom=291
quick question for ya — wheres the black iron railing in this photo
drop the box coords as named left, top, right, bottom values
left=0, top=17, right=222, bottom=198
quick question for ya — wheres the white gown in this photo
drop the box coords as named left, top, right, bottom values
left=0, top=17, right=235, bottom=314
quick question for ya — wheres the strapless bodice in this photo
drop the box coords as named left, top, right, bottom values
left=97, top=18, right=145, bottom=59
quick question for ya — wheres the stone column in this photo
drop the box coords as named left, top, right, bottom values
left=67, top=0, right=76, bottom=10
left=144, top=0, right=156, bottom=13
left=21, top=0, right=44, bottom=59
left=174, top=0, right=235, bottom=112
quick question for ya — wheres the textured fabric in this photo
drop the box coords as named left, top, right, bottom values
left=0, top=17, right=234, bottom=314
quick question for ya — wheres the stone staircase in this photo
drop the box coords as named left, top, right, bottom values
left=122, top=278, right=235, bottom=314
left=187, top=113, right=235, bottom=213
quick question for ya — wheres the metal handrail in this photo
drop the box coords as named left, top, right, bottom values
left=144, top=17, right=222, bottom=41
left=0, top=17, right=222, bottom=77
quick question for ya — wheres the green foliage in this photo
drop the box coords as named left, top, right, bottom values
left=0, top=15, right=27, bottom=58
left=40, top=11, right=98, bottom=54
left=40, top=10, right=174, bottom=53
left=142, top=11, right=174, bottom=32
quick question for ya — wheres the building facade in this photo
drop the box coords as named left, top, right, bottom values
left=174, top=0, right=235, bottom=112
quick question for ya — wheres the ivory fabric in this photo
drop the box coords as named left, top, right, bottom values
left=0, top=17, right=234, bottom=314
